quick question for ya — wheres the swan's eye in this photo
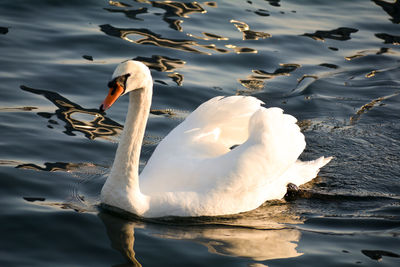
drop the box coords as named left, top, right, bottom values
left=107, top=74, right=130, bottom=95
left=107, top=79, right=118, bottom=95
left=107, top=80, right=115, bottom=88
left=116, top=74, right=130, bottom=91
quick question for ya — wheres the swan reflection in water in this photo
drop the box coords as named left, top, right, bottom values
left=99, top=205, right=303, bottom=266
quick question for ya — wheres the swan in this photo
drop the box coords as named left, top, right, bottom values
left=99, top=60, right=331, bottom=217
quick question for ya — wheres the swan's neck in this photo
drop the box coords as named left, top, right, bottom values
left=113, top=88, right=151, bottom=184
left=101, top=83, right=152, bottom=215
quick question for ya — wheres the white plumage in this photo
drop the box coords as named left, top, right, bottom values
left=100, top=60, right=331, bottom=217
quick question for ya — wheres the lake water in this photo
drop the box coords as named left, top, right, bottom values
left=1, top=0, right=400, bottom=266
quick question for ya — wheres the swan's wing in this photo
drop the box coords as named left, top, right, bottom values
left=142, top=104, right=325, bottom=216
left=169, top=95, right=265, bottom=157
left=180, top=96, right=264, bottom=154
left=140, top=96, right=263, bottom=193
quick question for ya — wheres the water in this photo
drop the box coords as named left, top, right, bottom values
left=1, top=0, right=399, bottom=266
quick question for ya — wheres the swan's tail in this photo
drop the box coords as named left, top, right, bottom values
left=247, top=107, right=332, bottom=190
left=284, top=156, right=333, bottom=187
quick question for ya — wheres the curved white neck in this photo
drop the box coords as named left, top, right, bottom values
left=101, top=81, right=152, bottom=215
left=112, top=88, right=151, bottom=182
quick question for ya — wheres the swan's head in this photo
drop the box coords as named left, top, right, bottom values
left=100, top=60, right=152, bottom=112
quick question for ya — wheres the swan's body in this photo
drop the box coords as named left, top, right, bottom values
left=100, top=60, right=331, bottom=217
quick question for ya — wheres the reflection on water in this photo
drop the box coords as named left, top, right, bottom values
left=0, top=106, right=37, bottom=112
left=99, top=23, right=255, bottom=55
left=231, top=20, right=271, bottom=40
left=104, top=6, right=148, bottom=21
left=18, top=85, right=170, bottom=149
left=237, top=79, right=265, bottom=93
left=266, top=0, right=281, bottom=7
left=187, top=32, right=228, bottom=41
left=102, top=1, right=264, bottom=56
left=251, top=64, right=301, bottom=79
left=105, top=0, right=207, bottom=32
left=20, top=85, right=122, bottom=140
left=349, top=92, right=400, bottom=125
left=0, top=26, right=8, bottom=34
left=151, top=0, right=206, bottom=31
left=100, top=24, right=210, bottom=54
left=203, top=1, right=217, bottom=8
left=238, top=64, right=301, bottom=93
left=303, top=27, right=358, bottom=41
left=99, top=205, right=303, bottom=266
left=99, top=213, right=142, bottom=266
left=16, top=161, right=98, bottom=172
left=150, top=1, right=206, bottom=18
left=153, top=226, right=302, bottom=262
left=23, top=197, right=91, bottom=213
left=135, top=55, right=185, bottom=72
left=108, top=1, right=132, bottom=8
left=345, top=47, right=394, bottom=60
left=362, top=249, right=400, bottom=261
left=372, top=0, right=400, bottom=24
left=82, top=55, right=94, bottom=61
left=135, top=55, right=185, bottom=85
left=167, top=72, right=184, bottom=86
left=375, top=32, right=400, bottom=45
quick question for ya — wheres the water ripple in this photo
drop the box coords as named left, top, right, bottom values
left=303, top=27, right=358, bottom=41
left=100, top=24, right=255, bottom=55
left=20, top=85, right=122, bottom=140
left=238, top=64, right=301, bottom=93
left=372, top=0, right=400, bottom=24
left=135, top=55, right=185, bottom=85
left=345, top=47, right=395, bottom=60
left=142, top=0, right=206, bottom=31
left=0, top=26, right=8, bottom=34
left=230, top=19, right=271, bottom=40
left=375, top=32, right=400, bottom=45
left=104, top=6, right=148, bottom=21
left=100, top=24, right=208, bottom=54
left=135, top=55, right=185, bottom=72
left=349, top=91, right=400, bottom=125
left=108, top=1, right=131, bottom=8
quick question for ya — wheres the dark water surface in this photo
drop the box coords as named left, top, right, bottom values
left=1, top=0, right=400, bottom=266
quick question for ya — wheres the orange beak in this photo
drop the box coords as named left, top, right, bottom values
left=99, top=83, right=124, bottom=112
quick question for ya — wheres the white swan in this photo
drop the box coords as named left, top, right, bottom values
left=99, top=60, right=331, bottom=217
